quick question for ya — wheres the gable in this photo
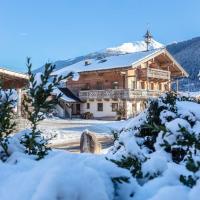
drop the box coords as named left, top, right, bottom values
left=131, top=48, right=188, bottom=78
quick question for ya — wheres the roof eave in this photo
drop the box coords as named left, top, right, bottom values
left=131, top=48, right=189, bottom=78
left=0, top=67, right=28, bottom=80
left=164, top=49, right=189, bottom=77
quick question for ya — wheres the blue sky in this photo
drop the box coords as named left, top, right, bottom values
left=0, top=0, right=200, bottom=72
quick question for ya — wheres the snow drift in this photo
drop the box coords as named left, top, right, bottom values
left=0, top=150, right=136, bottom=200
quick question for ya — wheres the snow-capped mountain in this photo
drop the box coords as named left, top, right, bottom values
left=35, top=39, right=163, bottom=73
left=106, top=39, right=164, bottom=54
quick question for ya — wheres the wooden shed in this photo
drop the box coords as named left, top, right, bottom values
left=0, top=67, right=28, bottom=116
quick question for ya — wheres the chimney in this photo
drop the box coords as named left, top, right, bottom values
left=84, top=60, right=91, bottom=66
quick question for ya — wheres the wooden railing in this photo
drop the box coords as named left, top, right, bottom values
left=139, top=68, right=170, bottom=80
left=79, top=89, right=164, bottom=100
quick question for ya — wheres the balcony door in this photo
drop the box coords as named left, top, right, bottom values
left=96, top=81, right=103, bottom=90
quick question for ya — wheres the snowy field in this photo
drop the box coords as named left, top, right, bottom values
left=38, top=119, right=120, bottom=146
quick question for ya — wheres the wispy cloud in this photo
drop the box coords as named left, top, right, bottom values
left=19, top=32, right=28, bottom=37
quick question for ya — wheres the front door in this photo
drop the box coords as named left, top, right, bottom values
left=72, top=103, right=81, bottom=115
left=76, top=104, right=80, bottom=115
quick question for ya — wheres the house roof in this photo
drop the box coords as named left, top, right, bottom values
left=53, top=49, right=160, bottom=73
left=0, top=67, right=28, bottom=88
left=52, top=87, right=82, bottom=103
left=52, top=48, right=188, bottom=77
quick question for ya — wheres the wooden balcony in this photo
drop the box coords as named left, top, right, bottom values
left=79, top=89, right=164, bottom=100
left=138, top=68, right=170, bottom=80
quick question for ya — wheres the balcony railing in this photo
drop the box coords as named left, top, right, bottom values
left=139, top=68, right=170, bottom=80
left=79, top=89, right=164, bottom=100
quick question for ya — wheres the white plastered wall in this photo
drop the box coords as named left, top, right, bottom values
left=80, top=99, right=146, bottom=119
left=81, top=100, right=122, bottom=118
left=125, top=100, right=146, bottom=118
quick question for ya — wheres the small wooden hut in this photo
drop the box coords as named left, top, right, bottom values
left=0, top=67, right=28, bottom=116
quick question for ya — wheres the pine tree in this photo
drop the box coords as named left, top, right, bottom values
left=21, top=58, right=72, bottom=160
left=0, top=89, right=16, bottom=161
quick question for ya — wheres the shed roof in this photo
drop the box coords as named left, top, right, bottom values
left=0, top=67, right=28, bottom=88
left=52, top=87, right=82, bottom=103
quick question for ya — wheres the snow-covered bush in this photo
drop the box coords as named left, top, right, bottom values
left=107, top=92, right=200, bottom=200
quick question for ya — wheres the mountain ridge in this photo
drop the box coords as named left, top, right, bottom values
left=167, top=37, right=200, bottom=91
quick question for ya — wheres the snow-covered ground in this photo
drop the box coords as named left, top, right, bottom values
left=38, top=119, right=116, bottom=146
left=180, top=91, right=200, bottom=98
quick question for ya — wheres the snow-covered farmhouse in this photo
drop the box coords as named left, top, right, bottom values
left=52, top=34, right=188, bottom=119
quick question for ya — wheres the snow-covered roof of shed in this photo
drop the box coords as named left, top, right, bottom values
left=51, top=88, right=76, bottom=103
left=52, top=48, right=162, bottom=75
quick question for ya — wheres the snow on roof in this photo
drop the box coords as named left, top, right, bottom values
left=51, top=88, right=76, bottom=102
left=0, top=67, right=28, bottom=79
left=52, top=48, right=162, bottom=76
left=58, top=87, right=82, bottom=102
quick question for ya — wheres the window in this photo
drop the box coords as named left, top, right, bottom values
left=164, top=84, right=169, bottom=91
left=150, top=83, right=154, bottom=90
left=96, top=81, right=103, bottom=90
left=97, top=103, right=103, bottom=111
left=112, top=81, right=119, bottom=89
left=112, top=103, right=118, bottom=112
left=159, top=83, right=162, bottom=91
left=132, top=103, right=136, bottom=114
left=85, top=83, right=90, bottom=90
left=132, top=81, right=136, bottom=89
left=141, top=81, right=145, bottom=89
left=87, top=103, right=90, bottom=109
left=140, top=101, right=146, bottom=111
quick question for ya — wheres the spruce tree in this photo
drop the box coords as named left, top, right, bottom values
left=0, top=89, right=16, bottom=161
left=21, top=58, right=71, bottom=160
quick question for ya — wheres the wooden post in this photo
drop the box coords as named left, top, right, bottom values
left=146, top=61, right=149, bottom=93
left=69, top=104, right=72, bottom=119
left=17, top=88, right=22, bottom=117
left=168, top=80, right=171, bottom=91
left=168, top=65, right=171, bottom=91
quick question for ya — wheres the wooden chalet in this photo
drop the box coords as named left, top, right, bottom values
left=52, top=33, right=188, bottom=119
left=53, top=47, right=188, bottom=119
